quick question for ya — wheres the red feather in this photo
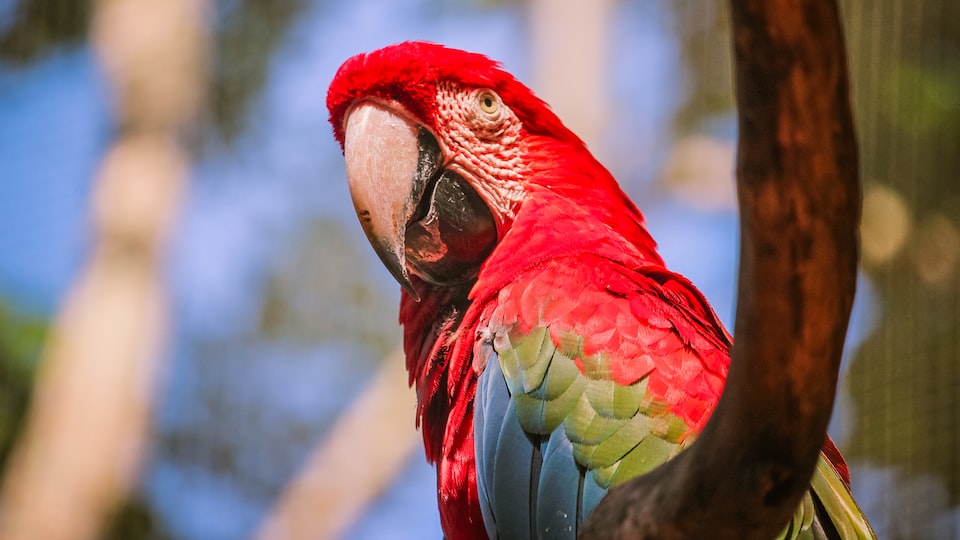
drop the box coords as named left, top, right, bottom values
left=328, top=41, right=852, bottom=538
left=327, top=41, right=583, bottom=152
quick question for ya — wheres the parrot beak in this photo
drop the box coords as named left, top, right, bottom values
left=343, top=101, right=441, bottom=301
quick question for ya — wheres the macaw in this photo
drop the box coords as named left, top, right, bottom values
left=326, top=41, right=874, bottom=540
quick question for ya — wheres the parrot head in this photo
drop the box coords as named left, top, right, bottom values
left=327, top=41, right=654, bottom=300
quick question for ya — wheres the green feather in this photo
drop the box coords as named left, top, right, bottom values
left=483, top=308, right=878, bottom=538
left=533, top=350, right=580, bottom=401
left=809, top=456, right=876, bottom=539
left=516, top=326, right=555, bottom=392
left=511, top=330, right=587, bottom=434
left=609, top=434, right=678, bottom=486
left=573, top=413, right=652, bottom=471
left=498, top=325, right=689, bottom=491
left=579, top=351, right=612, bottom=379
left=563, top=393, right=628, bottom=446
left=556, top=330, right=583, bottom=359
left=610, top=378, right=645, bottom=418
left=775, top=492, right=816, bottom=539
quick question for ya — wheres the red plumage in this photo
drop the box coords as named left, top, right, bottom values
left=328, top=41, right=581, bottom=152
left=327, top=41, right=854, bottom=539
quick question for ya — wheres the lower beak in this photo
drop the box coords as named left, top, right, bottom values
left=343, top=101, right=440, bottom=301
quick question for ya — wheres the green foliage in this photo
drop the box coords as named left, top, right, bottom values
left=670, top=0, right=734, bottom=133
left=0, top=0, right=91, bottom=63
left=0, top=303, right=45, bottom=471
left=842, top=0, right=960, bottom=506
left=102, top=495, right=172, bottom=540
left=882, top=62, right=960, bottom=136
left=210, top=0, right=308, bottom=141
left=0, top=0, right=310, bottom=144
left=0, top=305, right=170, bottom=538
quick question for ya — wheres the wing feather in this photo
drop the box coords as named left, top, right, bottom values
left=472, top=255, right=874, bottom=538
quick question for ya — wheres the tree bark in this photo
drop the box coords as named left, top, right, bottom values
left=579, top=0, right=859, bottom=538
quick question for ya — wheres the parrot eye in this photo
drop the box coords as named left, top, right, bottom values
left=477, top=91, right=500, bottom=115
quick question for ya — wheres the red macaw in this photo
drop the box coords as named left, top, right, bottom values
left=326, top=41, right=874, bottom=540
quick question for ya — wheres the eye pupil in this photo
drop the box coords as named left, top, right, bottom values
left=478, top=91, right=499, bottom=114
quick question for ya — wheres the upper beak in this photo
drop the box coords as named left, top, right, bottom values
left=343, top=101, right=440, bottom=301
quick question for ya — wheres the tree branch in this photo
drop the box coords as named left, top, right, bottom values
left=255, top=351, right=421, bottom=540
left=0, top=1, right=207, bottom=539
left=580, top=0, right=859, bottom=538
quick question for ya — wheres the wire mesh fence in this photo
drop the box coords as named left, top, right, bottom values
left=0, top=0, right=956, bottom=538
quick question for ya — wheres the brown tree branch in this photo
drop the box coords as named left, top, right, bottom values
left=255, top=351, right=421, bottom=540
left=0, top=1, right=207, bottom=539
left=579, top=0, right=859, bottom=538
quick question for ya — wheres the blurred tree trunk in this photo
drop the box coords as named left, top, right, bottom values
left=529, top=0, right=613, bottom=156
left=256, top=351, right=420, bottom=540
left=0, top=1, right=207, bottom=539
left=580, top=0, right=859, bottom=537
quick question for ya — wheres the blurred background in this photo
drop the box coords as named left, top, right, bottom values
left=0, top=0, right=956, bottom=538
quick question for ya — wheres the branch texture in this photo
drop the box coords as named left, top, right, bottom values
left=580, top=0, right=859, bottom=537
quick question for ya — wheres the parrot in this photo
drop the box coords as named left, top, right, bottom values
left=326, top=41, right=875, bottom=539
